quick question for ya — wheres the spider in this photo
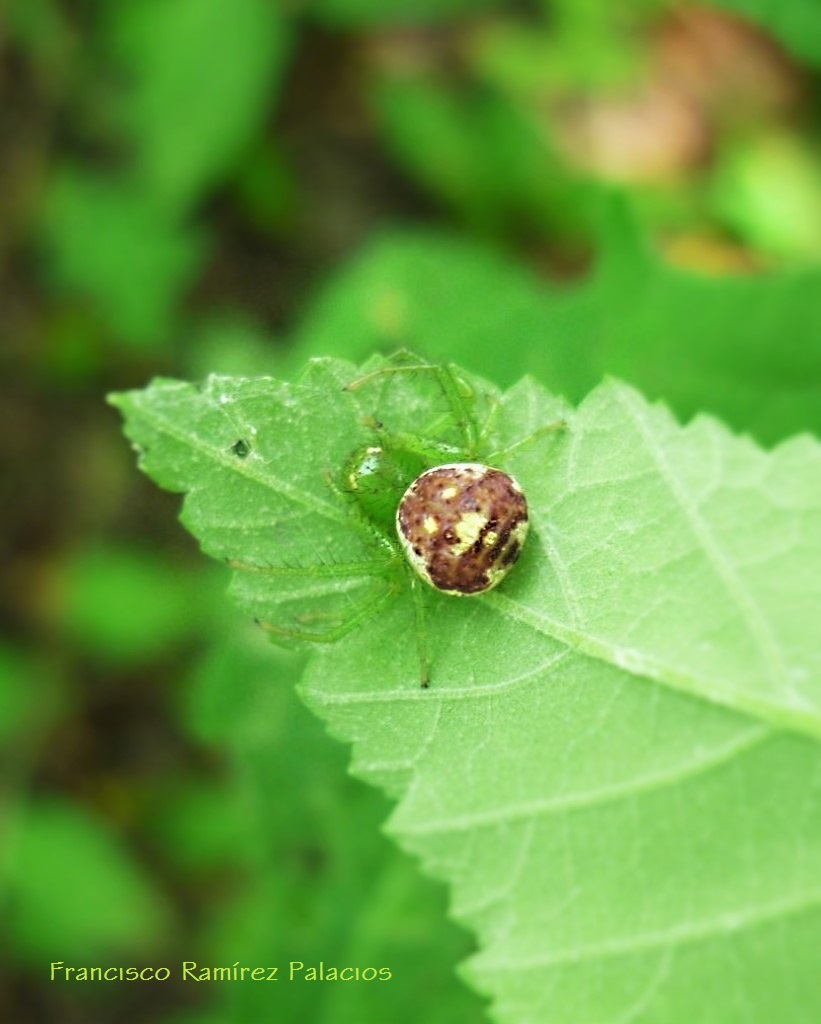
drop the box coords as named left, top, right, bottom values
left=228, top=355, right=562, bottom=687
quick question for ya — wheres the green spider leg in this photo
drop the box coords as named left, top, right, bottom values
left=485, top=417, right=567, bottom=462
left=409, top=574, right=431, bottom=688
left=345, top=358, right=483, bottom=457
left=229, top=545, right=402, bottom=649
left=231, top=556, right=432, bottom=685
left=226, top=443, right=407, bottom=664
left=226, top=558, right=392, bottom=580
left=253, top=575, right=398, bottom=645
left=346, top=357, right=565, bottom=469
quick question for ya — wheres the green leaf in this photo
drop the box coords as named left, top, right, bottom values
left=177, top=628, right=485, bottom=1023
left=469, top=0, right=665, bottom=92
left=109, top=0, right=291, bottom=212
left=373, top=80, right=581, bottom=235
left=39, top=171, right=204, bottom=347
left=548, top=211, right=821, bottom=444
left=287, top=231, right=561, bottom=378
left=0, top=645, right=54, bottom=748
left=4, top=800, right=169, bottom=961
left=55, top=542, right=205, bottom=664
left=290, top=224, right=821, bottom=444
left=113, top=356, right=821, bottom=1021
left=712, top=0, right=821, bottom=66
left=308, top=0, right=504, bottom=29
left=711, top=134, right=821, bottom=261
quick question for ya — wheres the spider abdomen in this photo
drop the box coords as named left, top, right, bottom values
left=396, top=463, right=529, bottom=595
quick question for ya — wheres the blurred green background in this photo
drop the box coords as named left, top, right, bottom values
left=2, top=1, right=820, bottom=1021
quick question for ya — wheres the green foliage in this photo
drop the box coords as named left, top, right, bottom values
left=0, top=645, right=54, bottom=746
left=12, top=0, right=821, bottom=1021
left=39, top=172, right=204, bottom=346
left=308, top=0, right=503, bottom=29
left=113, top=354, right=821, bottom=1021
left=5, top=0, right=73, bottom=74
left=546, top=210, right=821, bottom=444
left=184, top=317, right=279, bottom=380
left=55, top=542, right=205, bottom=664
left=35, top=0, right=291, bottom=349
left=174, top=625, right=485, bottom=1023
left=5, top=800, right=169, bottom=961
left=288, top=231, right=554, bottom=373
left=110, top=357, right=565, bottom=673
left=472, top=0, right=665, bottom=92
left=107, top=0, right=290, bottom=213
left=713, top=0, right=821, bottom=65
left=374, top=81, right=585, bottom=237
left=711, top=134, right=821, bottom=261
left=290, top=219, right=821, bottom=444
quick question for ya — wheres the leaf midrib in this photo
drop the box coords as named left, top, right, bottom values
left=487, top=591, right=821, bottom=740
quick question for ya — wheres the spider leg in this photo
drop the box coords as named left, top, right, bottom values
left=321, top=469, right=399, bottom=557
left=409, top=575, right=431, bottom=688
left=485, top=418, right=566, bottom=462
left=344, top=360, right=479, bottom=455
left=254, top=579, right=395, bottom=644
left=227, top=558, right=392, bottom=579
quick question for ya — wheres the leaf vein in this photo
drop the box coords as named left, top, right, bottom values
left=397, top=723, right=768, bottom=836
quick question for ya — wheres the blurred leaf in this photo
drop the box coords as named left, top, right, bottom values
left=183, top=624, right=302, bottom=747
left=713, top=0, right=821, bottom=66
left=151, top=778, right=255, bottom=870
left=178, top=629, right=484, bottom=1023
left=39, top=171, right=204, bottom=347
left=5, top=0, right=74, bottom=76
left=56, top=543, right=204, bottom=664
left=471, top=1, right=664, bottom=93
left=109, top=0, right=291, bottom=212
left=208, top=867, right=484, bottom=1024
left=184, top=317, right=280, bottom=381
left=548, top=207, right=821, bottom=444
left=232, top=141, right=297, bottom=236
left=0, top=644, right=65, bottom=810
left=290, top=219, right=821, bottom=444
left=163, top=1014, right=225, bottom=1024
left=0, top=645, right=49, bottom=747
left=4, top=800, right=169, bottom=961
left=113, top=355, right=821, bottom=1021
left=288, top=229, right=555, bottom=371
left=374, top=79, right=584, bottom=236
left=711, top=134, right=821, bottom=261
left=308, top=0, right=503, bottom=29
